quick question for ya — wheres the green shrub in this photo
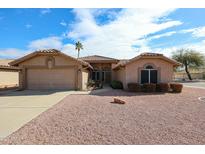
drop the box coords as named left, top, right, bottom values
left=87, top=80, right=95, bottom=87
left=110, top=80, right=123, bottom=89
left=170, top=83, right=183, bottom=93
left=87, top=80, right=103, bottom=90
left=95, top=81, right=103, bottom=89
left=142, top=83, right=156, bottom=92
left=127, top=83, right=141, bottom=92
left=203, top=73, right=205, bottom=80
left=156, top=83, right=169, bottom=92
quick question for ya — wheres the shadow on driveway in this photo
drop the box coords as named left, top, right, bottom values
left=0, top=89, right=74, bottom=97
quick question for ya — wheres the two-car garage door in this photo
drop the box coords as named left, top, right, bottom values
left=26, top=68, right=76, bottom=90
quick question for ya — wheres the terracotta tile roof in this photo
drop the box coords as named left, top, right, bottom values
left=113, top=52, right=181, bottom=70
left=80, top=55, right=119, bottom=62
left=140, top=52, right=163, bottom=56
left=116, top=59, right=129, bottom=66
left=35, top=49, right=60, bottom=53
left=9, top=49, right=93, bottom=69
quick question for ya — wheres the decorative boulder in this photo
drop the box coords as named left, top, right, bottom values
left=113, top=97, right=126, bottom=104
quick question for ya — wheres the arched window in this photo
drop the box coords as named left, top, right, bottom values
left=141, top=64, right=157, bottom=84
left=145, top=65, right=154, bottom=69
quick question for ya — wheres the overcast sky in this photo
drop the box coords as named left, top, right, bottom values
left=1, top=8, right=205, bottom=59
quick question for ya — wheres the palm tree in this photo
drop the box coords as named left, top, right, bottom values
left=172, top=49, right=204, bottom=80
left=75, top=41, right=83, bottom=58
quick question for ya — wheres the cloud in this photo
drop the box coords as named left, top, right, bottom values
left=148, top=31, right=176, bottom=40
left=0, top=9, right=190, bottom=60
left=60, top=20, right=67, bottom=27
left=25, top=24, right=32, bottom=29
left=28, top=36, right=63, bottom=50
left=66, top=8, right=182, bottom=59
left=182, top=40, right=205, bottom=54
left=146, top=39, right=205, bottom=58
left=40, top=9, right=51, bottom=15
left=181, top=26, right=205, bottom=38
left=0, top=48, right=28, bottom=59
left=61, top=44, right=77, bottom=57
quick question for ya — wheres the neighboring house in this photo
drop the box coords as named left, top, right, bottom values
left=8, top=49, right=181, bottom=90
left=0, top=59, right=19, bottom=87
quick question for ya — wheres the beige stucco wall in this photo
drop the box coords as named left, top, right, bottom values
left=0, top=71, right=19, bottom=86
left=81, top=69, right=89, bottom=90
left=113, top=68, right=126, bottom=88
left=114, top=58, right=174, bottom=89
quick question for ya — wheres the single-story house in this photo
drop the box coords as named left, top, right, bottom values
left=8, top=49, right=181, bottom=90
left=0, top=59, right=20, bottom=87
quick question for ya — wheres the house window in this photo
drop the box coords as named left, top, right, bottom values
left=96, top=72, right=100, bottom=80
left=145, top=65, right=154, bottom=69
left=141, top=65, right=157, bottom=84
left=92, top=71, right=100, bottom=81
left=102, top=72, right=105, bottom=82
left=92, top=72, right=96, bottom=80
left=91, top=71, right=111, bottom=83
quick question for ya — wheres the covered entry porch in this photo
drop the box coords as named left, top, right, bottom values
left=89, top=63, right=112, bottom=84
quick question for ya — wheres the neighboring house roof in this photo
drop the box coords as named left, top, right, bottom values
left=0, top=59, right=14, bottom=66
left=0, top=59, right=20, bottom=71
left=0, top=65, right=21, bottom=71
left=115, top=59, right=129, bottom=67
left=9, top=49, right=93, bottom=69
left=113, top=52, right=182, bottom=70
left=80, top=55, right=119, bottom=63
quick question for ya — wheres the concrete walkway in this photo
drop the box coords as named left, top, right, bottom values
left=0, top=90, right=89, bottom=140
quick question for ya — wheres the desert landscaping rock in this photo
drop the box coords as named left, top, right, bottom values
left=1, top=87, right=205, bottom=144
left=112, top=97, right=126, bottom=104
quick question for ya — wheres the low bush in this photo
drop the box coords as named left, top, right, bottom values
left=156, top=83, right=169, bottom=92
left=127, top=83, right=141, bottom=92
left=110, top=80, right=123, bottom=89
left=142, top=83, right=156, bottom=92
left=87, top=80, right=103, bottom=90
left=203, top=73, right=205, bottom=80
left=95, top=81, right=103, bottom=89
left=87, top=80, right=95, bottom=87
left=170, top=83, right=183, bottom=93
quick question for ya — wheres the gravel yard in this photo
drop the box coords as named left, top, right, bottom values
left=1, top=87, right=205, bottom=144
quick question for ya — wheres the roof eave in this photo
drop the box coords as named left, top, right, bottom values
left=0, top=65, right=21, bottom=71
left=84, top=60, right=119, bottom=64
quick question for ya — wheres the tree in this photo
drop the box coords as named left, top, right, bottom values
left=75, top=41, right=83, bottom=58
left=172, top=49, right=204, bottom=80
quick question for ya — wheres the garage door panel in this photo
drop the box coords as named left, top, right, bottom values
left=27, top=68, right=76, bottom=90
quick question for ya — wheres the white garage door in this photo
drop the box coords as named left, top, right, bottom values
left=26, top=68, right=76, bottom=90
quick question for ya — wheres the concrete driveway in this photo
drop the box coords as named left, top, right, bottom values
left=0, top=90, right=89, bottom=140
